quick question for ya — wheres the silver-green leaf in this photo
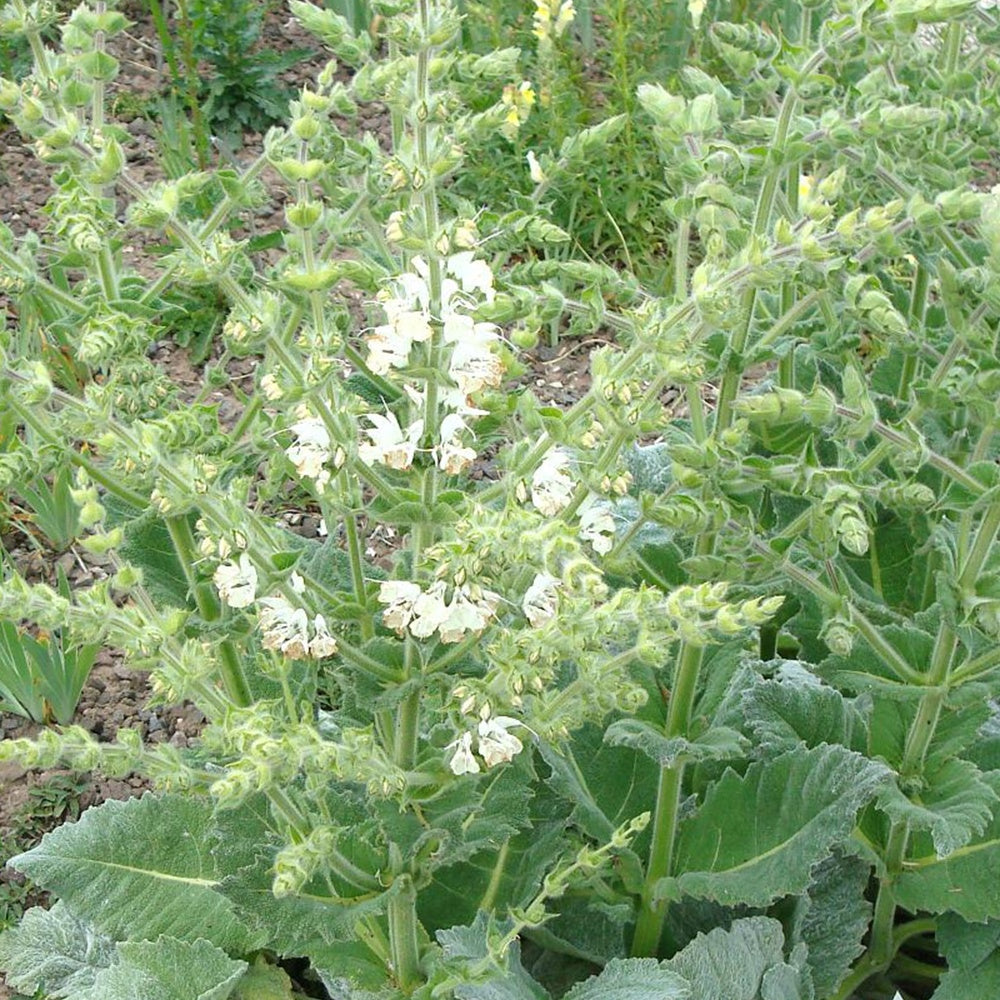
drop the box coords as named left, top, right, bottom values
left=656, top=745, right=890, bottom=907
left=9, top=793, right=258, bottom=952
left=0, top=902, right=114, bottom=998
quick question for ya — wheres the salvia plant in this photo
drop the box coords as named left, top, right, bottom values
left=0, top=0, right=999, bottom=997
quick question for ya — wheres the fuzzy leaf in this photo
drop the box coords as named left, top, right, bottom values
left=438, top=913, right=550, bottom=1000
left=419, top=819, right=567, bottom=934
left=80, top=937, right=246, bottom=1000
left=657, top=745, right=891, bottom=907
left=895, top=775, right=1000, bottom=922
left=104, top=499, right=193, bottom=609
left=561, top=958, right=689, bottom=1000
left=604, top=719, right=748, bottom=766
left=662, top=917, right=812, bottom=1000
left=539, top=725, right=658, bottom=843
left=0, top=902, right=114, bottom=998
left=526, top=898, right=633, bottom=966
left=9, top=794, right=257, bottom=952
left=789, top=851, right=872, bottom=997
left=933, top=915, right=1000, bottom=1000
left=740, top=662, right=870, bottom=754
left=878, top=758, right=999, bottom=857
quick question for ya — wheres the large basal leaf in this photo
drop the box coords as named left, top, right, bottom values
left=656, top=745, right=891, bottom=907
left=79, top=937, right=246, bottom=1000
left=560, top=958, right=689, bottom=1000
left=878, top=758, right=999, bottom=858
left=932, top=915, right=1000, bottom=1000
left=662, top=916, right=813, bottom=1000
left=0, top=902, right=114, bottom=998
left=895, top=773, right=1000, bottom=922
left=9, top=793, right=257, bottom=952
left=740, top=662, right=870, bottom=756
left=310, top=940, right=389, bottom=998
left=788, top=851, right=872, bottom=998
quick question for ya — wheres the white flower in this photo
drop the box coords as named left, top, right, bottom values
left=446, top=252, right=495, bottom=303
left=358, top=413, right=423, bottom=470
left=526, top=150, right=546, bottom=184
left=286, top=417, right=332, bottom=487
left=436, top=414, right=477, bottom=474
left=260, top=373, right=283, bottom=400
left=438, top=585, right=497, bottom=643
left=449, top=341, right=504, bottom=394
left=447, top=731, right=480, bottom=775
left=214, top=553, right=258, bottom=609
left=438, top=441, right=477, bottom=475
left=378, top=580, right=423, bottom=633
left=579, top=500, right=615, bottom=555
left=309, top=614, right=338, bottom=658
left=258, top=596, right=310, bottom=658
left=522, top=572, right=561, bottom=627
left=531, top=450, right=575, bottom=515
left=409, top=581, right=451, bottom=638
left=478, top=716, right=524, bottom=767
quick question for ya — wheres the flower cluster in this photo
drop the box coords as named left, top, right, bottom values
left=447, top=712, right=525, bottom=775
left=258, top=596, right=337, bottom=660
left=532, top=0, right=575, bottom=42
left=500, top=81, right=536, bottom=139
left=378, top=579, right=500, bottom=643
left=360, top=253, right=501, bottom=474
left=518, top=450, right=618, bottom=554
left=285, top=411, right=345, bottom=492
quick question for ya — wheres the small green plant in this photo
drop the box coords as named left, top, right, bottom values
left=189, top=0, right=312, bottom=142
left=0, top=573, right=98, bottom=725
left=13, top=467, right=81, bottom=552
left=0, top=773, right=87, bottom=932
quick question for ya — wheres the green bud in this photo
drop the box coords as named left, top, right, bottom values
left=274, top=158, right=326, bottom=182
left=0, top=78, right=20, bottom=110
left=290, top=114, right=321, bottom=141
left=79, top=499, right=106, bottom=528
left=285, top=199, right=323, bottom=230
left=79, top=528, right=123, bottom=554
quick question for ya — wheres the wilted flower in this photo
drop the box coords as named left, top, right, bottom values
left=579, top=499, right=615, bottom=554
left=309, top=614, right=338, bottom=658
left=378, top=580, right=423, bottom=633
left=478, top=715, right=524, bottom=767
left=358, top=413, right=423, bottom=470
left=260, top=373, right=283, bottom=401
left=436, top=414, right=477, bottom=474
left=214, top=553, right=258, bottom=609
left=531, top=449, right=575, bottom=515
left=446, top=731, right=480, bottom=775
left=522, top=572, right=561, bottom=627
left=526, top=150, right=546, bottom=184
